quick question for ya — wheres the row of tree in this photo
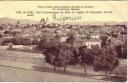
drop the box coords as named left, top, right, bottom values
left=43, top=42, right=119, bottom=77
left=37, top=34, right=127, bottom=78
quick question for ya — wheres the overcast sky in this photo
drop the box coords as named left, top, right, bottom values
left=0, top=1, right=127, bottom=23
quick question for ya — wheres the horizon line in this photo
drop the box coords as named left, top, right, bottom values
left=0, top=17, right=127, bottom=23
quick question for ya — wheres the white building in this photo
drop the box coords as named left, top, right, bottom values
left=85, top=41, right=101, bottom=49
left=90, top=33, right=100, bottom=39
left=91, top=35, right=100, bottom=39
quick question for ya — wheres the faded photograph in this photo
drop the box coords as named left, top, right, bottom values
left=0, top=1, right=127, bottom=82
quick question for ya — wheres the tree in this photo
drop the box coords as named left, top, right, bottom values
left=58, top=44, right=79, bottom=72
left=44, top=45, right=60, bottom=71
left=0, top=34, right=2, bottom=38
left=100, top=35, right=108, bottom=41
left=91, top=45, right=102, bottom=71
left=115, top=45, right=122, bottom=58
left=44, top=43, right=79, bottom=72
left=122, top=40, right=127, bottom=59
left=66, top=35, right=75, bottom=46
left=37, top=36, right=48, bottom=51
left=93, top=46, right=119, bottom=78
left=79, top=45, right=94, bottom=75
left=100, top=35, right=108, bottom=48
left=91, top=45, right=101, bottom=56
left=116, top=40, right=127, bottom=59
left=86, top=34, right=91, bottom=40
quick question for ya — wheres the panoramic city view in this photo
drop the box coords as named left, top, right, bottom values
left=0, top=17, right=127, bottom=82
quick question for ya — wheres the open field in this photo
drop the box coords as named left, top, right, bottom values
left=0, top=65, right=107, bottom=82
left=0, top=45, right=127, bottom=82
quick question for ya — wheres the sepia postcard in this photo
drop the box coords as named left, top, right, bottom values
left=0, top=0, right=127, bottom=82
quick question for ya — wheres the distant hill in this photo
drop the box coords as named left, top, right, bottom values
left=0, top=17, right=39, bottom=24
left=0, top=17, right=126, bottom=25
left=66, top=21, right=127, bottom=25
